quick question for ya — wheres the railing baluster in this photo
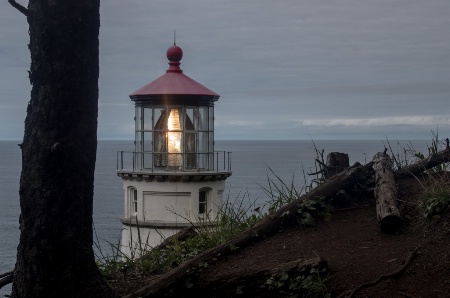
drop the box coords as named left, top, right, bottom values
left=117, top=150, right=231, bottom=173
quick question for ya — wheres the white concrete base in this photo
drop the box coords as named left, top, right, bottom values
left=118, top=174, right=229, bottom=257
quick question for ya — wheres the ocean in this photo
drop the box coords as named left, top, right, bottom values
left=0, top=139, right=431, bottom=295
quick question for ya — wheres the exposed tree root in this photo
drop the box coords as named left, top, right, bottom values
left=337, top=245, right=420, bottom=298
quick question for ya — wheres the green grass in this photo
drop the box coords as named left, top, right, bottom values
left=417, top=173, right=450, bottom=220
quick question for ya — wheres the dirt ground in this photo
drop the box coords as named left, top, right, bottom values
left=111, top=172, right=450, bottom=298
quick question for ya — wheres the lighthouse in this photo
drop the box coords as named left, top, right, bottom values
left=117, top=44, right=232, bottom=256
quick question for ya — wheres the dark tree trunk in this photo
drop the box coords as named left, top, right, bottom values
left=325, top=152, right=349, bottom=178
left=11, top=1, right=116, bottom=297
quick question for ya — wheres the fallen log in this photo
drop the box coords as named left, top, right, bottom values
left=190, top=257, right=328, bottom=297
left=123, top=161, right=374, bottom=298
left=394, top=146, right=450, bottom=178
left=151, top=226, right=198, bottom=251
left=373, top=152, right=402, bottom=233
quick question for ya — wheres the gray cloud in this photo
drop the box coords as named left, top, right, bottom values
left=1, top=0, right=449, bottom=140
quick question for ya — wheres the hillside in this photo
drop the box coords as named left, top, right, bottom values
left=110, top=170, right=450, bottom=298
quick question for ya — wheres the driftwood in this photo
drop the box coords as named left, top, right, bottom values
left=123, top=161, right=374, bottom=298
left=394, top=146, right=450, bottom=178
left=325, top=152, right=349, bottom=179
left=373, top=152, right=402, bottom=233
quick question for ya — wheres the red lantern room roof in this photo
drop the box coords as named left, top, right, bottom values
left=129, top=44, right=219, bottom=103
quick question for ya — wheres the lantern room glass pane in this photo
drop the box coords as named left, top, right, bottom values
left=136, top=106, right=142, bottom=131
left=135, top=131, right=142, bottom=152
left=209, top=132, right=214, bottom=150
left=185, top=132, right=197, bottom=169
left=143, top=132, right=152, bottom=152
left=209, top=107, right=214, bottom=131
left=135, top=132, right=142, bottom=170
left=143, top=107, right=152, bottom=130
left=143, top=151, right=152, bottom=169
left=209, top=132, right=214, bottom=169
left=198, top=132, right=208, bottom=153
left=198, top=107, right=208, bottom=131
left=185, top=108, right=196, bottom=131
left=154, top=108, right=167, bottom=131
left=167, top=131, right=182, bottom=167
left=168, top=108, right=182, bottom=131
left=153, top=131, right=166, bottom=167
left=198, top=131, right=209, bottom=169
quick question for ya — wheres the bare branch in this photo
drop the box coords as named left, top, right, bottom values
left=8, top=0, right=29, bottom=17
left=337, top=245, right=420, bottom=298
left=0, top=271, right=14, bottom=290
left=0, top=271, right=13, bottom=279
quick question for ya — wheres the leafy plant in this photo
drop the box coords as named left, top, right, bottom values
left=297, top=197, right=332, bottom=226
left=417, top=173, right=450, bottom=220
left=264, top=267, right=330, bottom=298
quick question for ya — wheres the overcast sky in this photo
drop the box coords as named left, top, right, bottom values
left=1, top=0, right=449, bottom=141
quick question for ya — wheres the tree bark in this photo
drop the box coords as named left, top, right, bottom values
left=325, top=152, right=349, bottom=178
left=11, top=1, right=116, bottom=297
left=394, top=147, right=450, bottom=178
left=123, top=162, right=373, bottom=298
left=373, top=152, right=402, bottom=233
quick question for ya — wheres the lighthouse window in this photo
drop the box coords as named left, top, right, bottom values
left=130, top=188, right=138, bottom=214
left=199, top=191, right=207, bottom=214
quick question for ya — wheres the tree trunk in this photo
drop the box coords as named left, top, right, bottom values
left=394, top=147, right=450, bottom=178
left=11, top=1, right=116, bottom=297
left=123, top=162, right=374, bottom=298
left=373, top=152, right=402, bottom=234
left=325, top=152, right=349, bottom=178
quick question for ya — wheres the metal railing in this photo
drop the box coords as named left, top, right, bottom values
left=117, top=151, right=232, bottom=173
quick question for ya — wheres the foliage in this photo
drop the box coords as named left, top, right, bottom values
left=417, top=173, right=450, bottom=220
left=96, top=192, right=265, bottom=277
left=264, top=267, right=330, bottom=298
left=262, top=167, right=306, bottom=214
left=297, top=198, right=332, bottom=226
left=307, top=140, right=327, bottom=191
left=417, top=129, right=449, bottom=173
left=384, top=128, right=449, bottom=172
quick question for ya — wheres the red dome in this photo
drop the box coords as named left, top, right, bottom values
left=129, top=44, right=220, bottom=102
left=166, top=45, right=183, bottom=62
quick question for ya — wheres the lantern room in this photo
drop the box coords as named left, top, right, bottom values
left=129, top=44, right=219, bottom=172
left=117, top=43, right=231, bottom=255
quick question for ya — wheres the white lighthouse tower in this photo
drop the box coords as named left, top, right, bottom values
left=117, top=44, right=232, bottom=256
